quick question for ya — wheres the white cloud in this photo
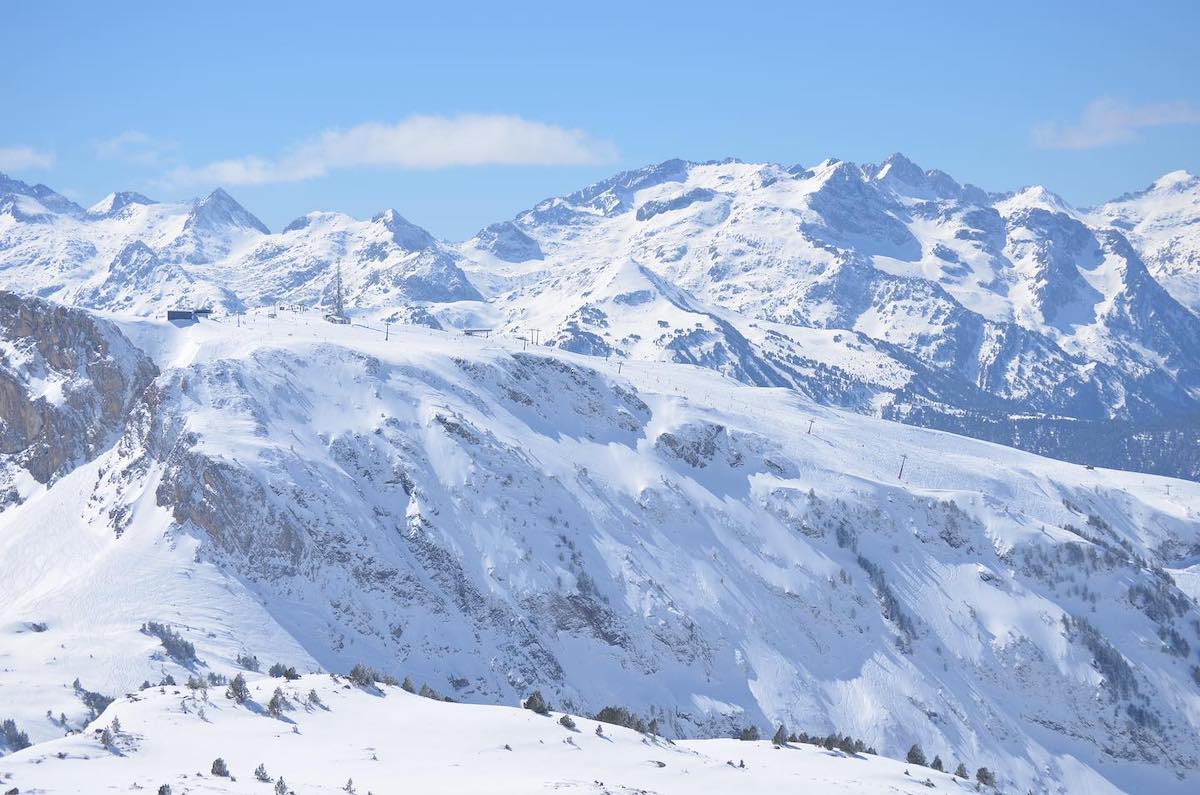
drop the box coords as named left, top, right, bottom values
left=1033, top=98, right=1200, bottom=150
left=0, top=145, right=55, bottom=171
left=96, top=130, right=172, bottom=165
left=165, top=114, right=617, bottom=186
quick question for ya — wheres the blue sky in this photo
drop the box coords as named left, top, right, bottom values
left=3, top=0, right=1198, bottom=239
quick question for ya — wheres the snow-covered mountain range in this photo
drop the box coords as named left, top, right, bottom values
left=2, top=158, right=1200, bottom=793
left=3, top=157, right=1199, bottom=479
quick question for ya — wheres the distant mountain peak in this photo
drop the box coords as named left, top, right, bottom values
left=187, top=188, right=270, bottom=234
left=874, top=152, right=926, bottom=183
left=87, top=190, right=156, bottom=218
left=372, top=208, right=436, bottom=251
left=997, top=184, right=1073, bottom=216
left=1151, top=169, right=1199, bottom=192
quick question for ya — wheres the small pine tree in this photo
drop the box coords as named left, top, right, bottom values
left=737, top=726, right=760, bottom=741
left=523, top=690, right=549, bottom=715
left=401, top=676, right=416, bottom=693
left=595, top=723, right=604, bottom=736
left=931, top=755, right=944, bottom=772
left=111, top=716, right=121, bottom=734
left=954, top=762, right=969, bottom=779
left=772, top=724, right=788, bottom=745
left=976, top=767, right=996, bottom=787
left=268, top=687, right=288, bottom=717
left=255, top=763, right=272, bottom=782
left=559, top=714, right=577, bottom=730
left=100, top=727, right=114, bottom=748
left=157, top=786, right=172, bottom=795
left=344, top=778, right=356, bottom=793
left=275, top=777, right=289, bottom=795
left=226, top=673, right=250, bottom=704
left=307, top=689, right=322, bottom=706
left=906, top=743, right=927, bottom=766
left=212, top=757, right=229, bottom=777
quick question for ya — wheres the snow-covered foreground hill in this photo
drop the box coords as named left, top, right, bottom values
left=0, top=674, right=975, bottom=795
left=2, top=299, right=1199, bottom=793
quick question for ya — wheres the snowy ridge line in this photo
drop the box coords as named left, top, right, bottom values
left=0, top=673, right=980, bottom=794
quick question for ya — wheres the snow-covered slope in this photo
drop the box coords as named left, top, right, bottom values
left=2, top=302, right=1198, bottom=794
left=1088, top=170, right=1200, bottom=315
left=0, top=674, right=976, bottom=795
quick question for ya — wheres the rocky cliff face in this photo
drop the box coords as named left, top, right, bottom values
left=0, top=292, right=157, bottom=505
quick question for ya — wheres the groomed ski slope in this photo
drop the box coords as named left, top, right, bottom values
left=0, top=674, right=977, bottom=795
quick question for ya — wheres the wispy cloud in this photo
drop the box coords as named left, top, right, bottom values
left=96, top=130, right=172, bottom=165
left=0, top=145, right=55, bottom=171
left=165, top=114, right=618, bottom=186
left=1033, top=98, right=1200, bottom=150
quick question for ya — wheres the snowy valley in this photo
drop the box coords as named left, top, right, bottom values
left=1, top=159, right=1200, bottom=794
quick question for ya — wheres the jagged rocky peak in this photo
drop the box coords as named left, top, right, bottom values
left=186, top=187, right=270, bottom=234
left=868, top=152, right=978, bottom=201
left=872, top=152, right=927, bottom=184
left=0, top=171, right=84, bottom=217
left=86, top=190, right=156, bottom=218
left=108, top=240, right=162, bottom=274
left=372, top=208, right=436, bottom=251
left=472, top=220, right=543, bottom=262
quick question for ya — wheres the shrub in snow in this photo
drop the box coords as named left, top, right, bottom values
left=100, top=727, right=114, bottom=748
left=594, top=705, right=646, bottom=733
left=212, top=757, right=230, bottom=777
left=269, top=662, right=299, bottom=680
left=976, top=767, right=996, bottom=787
left=73, top=679, right=114, bottom=719
left=255, top=763, right=272, bottom=782
left=523, top=690, right=549, bottom=715
left=237, top=653, right=261, bottom=672
left=275, top=778, right=289, bottom=795
left=142, top=621, right=197, bottom=664
left=558, top=714, right=576, bottom=730
left=157, top=786, right=171, bottom=795
left=931, top=755, right=944, bottom=772
left=737, top=726, right=760, bottom=741
left=348, top=663, right=376, bottom=687
left=906, top=744, right=927, bottom=766
left=401, top=676, right=416, bottom=693
left=307, top=689, right=322, bottom=706
left=772, top=724, right=788, bottom=745
left=1, top=718, right=31, bottom=751
left=226, top=673, right=250, bottom=703
left=954, top=762, right=969, bottom=778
